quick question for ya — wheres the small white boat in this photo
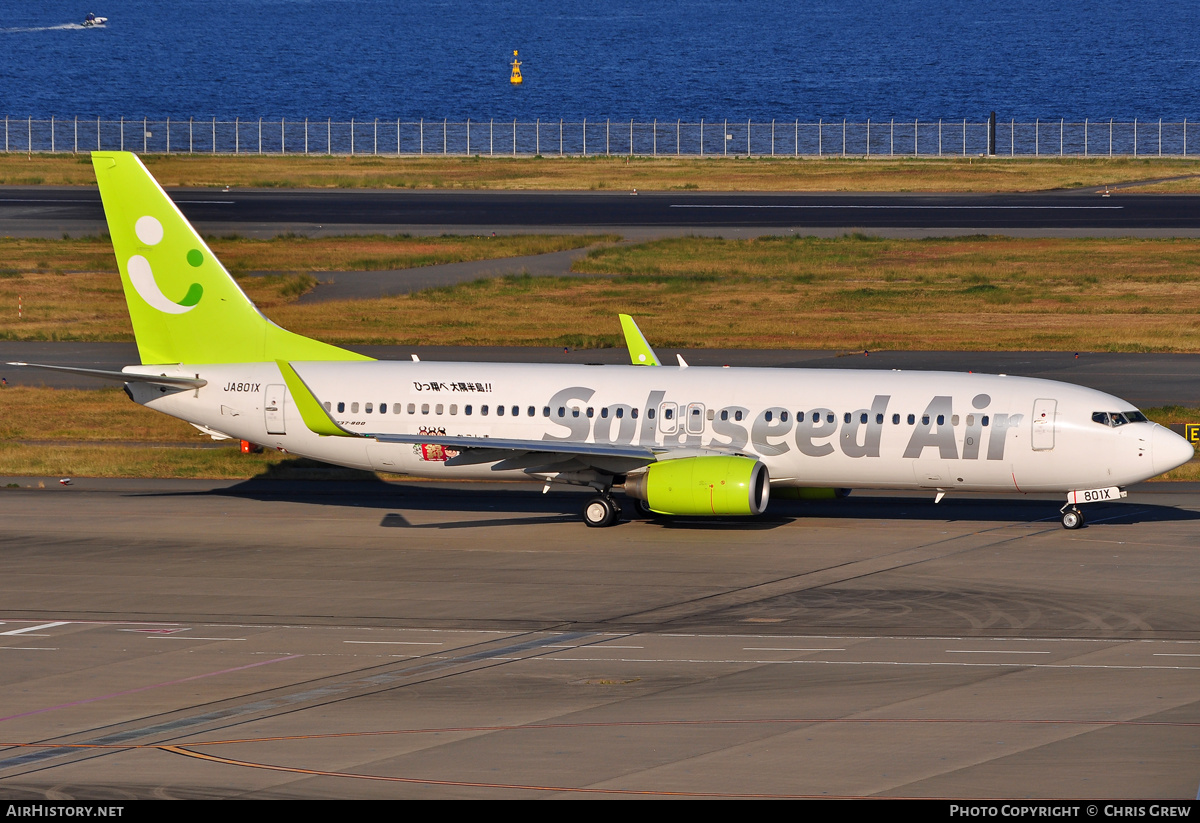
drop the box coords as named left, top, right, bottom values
left=82, top=13, right=107, bottom=26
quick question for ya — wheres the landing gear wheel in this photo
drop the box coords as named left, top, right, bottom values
left=583, top=495, right=621, bottom=528
left=1061, top=507, right=1085, bottom=530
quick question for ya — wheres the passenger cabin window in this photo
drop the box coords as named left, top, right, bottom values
left=450, top=405, right=458, bottom=415
left=435, top=404, right=444, bottom=415
left=365, top=403, right=373, bottom=414
left=407, top=403, right=416, bottom=414
left=497, top=405, right=505, bottom=416
left=528, top=406, right=535, bottom=417
left=543, top=407, right=551, bottom=417
left=465, top=405, right=473, bottom=415
left=892, top=414, right=900, bottom=425
left=907, top=414, right=915, bottom=425
left=324, top=402, right=332, bottom=412
left=337, top=402, right=345, bottom=413
left=481, top=405, right=489, bottom=415
left=421, top=404, right=429, bottom=414
left=351, top=402, right=359, bottom=413
left=380, top=403, right=388, bottom=414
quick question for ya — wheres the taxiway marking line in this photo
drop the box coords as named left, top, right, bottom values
left=1, top=622, right=68, bottom=636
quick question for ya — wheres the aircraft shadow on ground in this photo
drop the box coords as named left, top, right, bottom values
left=161, top=462, right=1200, bottom=530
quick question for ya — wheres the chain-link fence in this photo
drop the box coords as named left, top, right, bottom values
left=3, top=116, right=1197, bottom=158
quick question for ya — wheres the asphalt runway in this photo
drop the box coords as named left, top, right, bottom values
left=7, top=186, right=1200, bottom=238
left=0, top=478, right=1198, bottom=798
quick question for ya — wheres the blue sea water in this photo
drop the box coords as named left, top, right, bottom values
left=1, top=1, right=1197, bottom=121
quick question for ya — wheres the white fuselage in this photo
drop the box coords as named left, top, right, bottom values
left=130, top=360, right=1190, bottom=494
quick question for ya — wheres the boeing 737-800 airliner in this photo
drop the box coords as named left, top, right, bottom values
left=10, top=153, right=1195, bottom=528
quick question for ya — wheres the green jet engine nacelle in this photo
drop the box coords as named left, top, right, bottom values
left=624, top=455, right=770, bottom=516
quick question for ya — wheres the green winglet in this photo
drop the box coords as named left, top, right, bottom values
left=276, top=360, right=355, bottom=437
left=619, top=314, right=661, bottom=366
left=92, top=151, right=372, bottom=366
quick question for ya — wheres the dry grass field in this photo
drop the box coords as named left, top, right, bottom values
left=2, top=152, right=1199, bottom=192
left=5, top=234, right=1200, bottom=350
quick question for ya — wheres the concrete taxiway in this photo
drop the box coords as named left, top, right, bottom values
left=0, top=478, right=1198, bottom=798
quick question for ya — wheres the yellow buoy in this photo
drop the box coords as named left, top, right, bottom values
left=510, top=50, right=523, bottom=85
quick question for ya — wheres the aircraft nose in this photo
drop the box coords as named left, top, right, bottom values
left=1152, top=425, right=1194, bottom=476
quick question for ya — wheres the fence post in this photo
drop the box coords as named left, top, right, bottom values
left=1084, top=119, right=1087, bottom=157
left=74, top=116, right=78, bottom=154
left=630, top=118, right=633, bottom=156
left=120, top=116, right=124, bottom=151
left=258, top=117, right=262, bottom=154
left=421, top=118, right=424, bottom=156
left=914, top=118, right=918, bottom=155
left=51, top=115, right=55, bottom=153
left=305, top=118, right=308, bottom=155
left=560, top=119, right=563, bottom=156
left=890, top=117, right=893, bottom=156
left=1059, top=118, right=1063, bottom=156
left=653, top=118, right=656, bottom=156
left=606, top=119, right=609, bottom=155
left=97, top=116, right=101, bottom=151
left=676, top=119, right=680, bottom=156
left=771, top=118, right=775, bottom=156
left=536, top=118, right=540, bottom=155
left=189, top=117, right=193, bottom=154
left=327, top=119, right=331, bottom=156
left=166, top=116, right=170, bottom=154
left=1186, top=119, right=1188, bottom=156
left=866, top=119, right=870, bottom=157
left=4, top=116, right=7, bottom=153
left=724, top=119, right=728, bottom=157
left=512, top=118, right=516, bottom=155
left=583, top=118, right=587, bottom=155
left=398, top=119, right=401, bottom=155
left=1010, top=119, right=1013, bottom=156
left=351, top=118, right=355, bottom=155
left=700, top=118, right=704, bottom=156
left=212, top=117, right=215, bottom=154
left=467, top=118, right=471, bottom=155
left=842, top=119, right=846, bottom=157
left=803, top=119, right=806, bottom=156
left=282, top=118, right=286, bottom=155
left=940, top=119, right=943, bottom=156
left=1134, top=118, right=1138, bottom=156
left=445, top=118, right=448, bottom=155
left=1159, top=118, right=1162, bottom=156
left=488, top=119, right=492, bottom=155
left=747, top=117, right=751, bottom=157
left=962, top=118, right=966, bottom=156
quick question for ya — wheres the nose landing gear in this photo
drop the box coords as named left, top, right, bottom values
left=1060, top=504, right=1085, bottom=530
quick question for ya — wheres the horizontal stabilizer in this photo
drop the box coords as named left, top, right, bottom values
left=6, top=362, right=207, bottom=388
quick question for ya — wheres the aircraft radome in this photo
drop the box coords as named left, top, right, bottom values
left=10, top=152, right=1195, bottom=529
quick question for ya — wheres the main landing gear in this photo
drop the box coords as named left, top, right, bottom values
left=583, top=494, right=622, bottom=528
left=1060, top=504, right=1085, bottom=530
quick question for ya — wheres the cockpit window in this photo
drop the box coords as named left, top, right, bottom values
left=1093, top=410, right=1147, bottom=427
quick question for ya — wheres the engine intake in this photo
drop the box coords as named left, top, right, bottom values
left=624, top=455, right=769, bottom=516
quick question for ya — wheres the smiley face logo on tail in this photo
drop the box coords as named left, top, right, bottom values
left=128, top=215, right=204, bottom=314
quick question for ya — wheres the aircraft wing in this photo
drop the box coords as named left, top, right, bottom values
left=370, top=432, right=658, bottom=475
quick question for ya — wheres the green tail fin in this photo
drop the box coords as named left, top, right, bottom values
left=92, top=151, right=370, bottom=365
